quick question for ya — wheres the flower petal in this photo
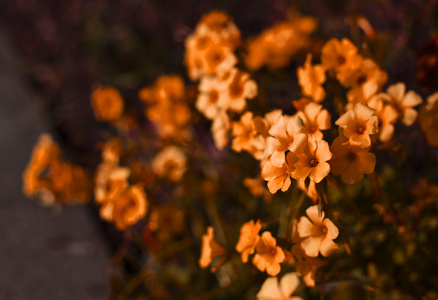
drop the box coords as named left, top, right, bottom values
left=301, top=236, right=322, bottom=257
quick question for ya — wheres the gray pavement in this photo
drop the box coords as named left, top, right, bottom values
left=0, top=28, right=110, bottom=299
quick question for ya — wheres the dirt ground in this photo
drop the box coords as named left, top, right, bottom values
left=0, top=27, right=110, bottom=299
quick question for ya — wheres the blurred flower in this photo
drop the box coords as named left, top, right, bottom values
left=321, top=38, right=362, bottom=80
left=196, top=68, right=257, bottom=120
left=243, top=176, right=272, bottom=203
left=185, top=10, right=240, bottom=81
left=23, top=134, right=91, bottom=206
left=256, top=272, right=303, bottom=300
left=236, top=219, right=261, bottom=262
left=297, top=205, right=339, bottom=257
left=329, top=135, right=376, bottom=184
left=152, top=146, right=187, bottom=182
left=149, top=204, right=185, bottom=243
left=335, top=103, right=379, bottom=148
left=199, top=226, right=226, bottom=270
left=245, top=15, right=317, bottom=71
left=211, top=111, right=231, bottom=149
left=91, top=86, right=124, bottom=122
left=253, top=231, right=285, bottom=276
left=112, top=184, right=148, bottom=231
left=419, top=92, right=438, bottom=147
left=297, top=54, right=326, bottom=102
left=385, top=83, right=422, bottom=126
left=139, top=75, right=192, bottom=141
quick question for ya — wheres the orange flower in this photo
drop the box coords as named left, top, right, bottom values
left=112, top=184, right=148, bottom=231
left=236, top=219, right=261, bottom=262
left=335, top=103, right=379, bottom=148
left=296, top=179, right=318, bottom=202
left=291, top=243, right=326, bottom=287
left=419, top=92, right=438, bottom=147
left=184, top=11, right=240, bottom=80
left=199, top=227, right=226, bottom=269
left=261, top=152, right=298, bottom=194
left=98, top=167, right=131, bottom=220
left=253, top=231, right=285, bottom=276
left=139, top=75, right=192, bottom=141
left=211, top=112, right=231, bottom=149
left=231, top=111, right=279, bottom=160
left=196, top=68, right=257, bottom=120
left=256, top=272, right=303, bottom=300
left=344, top=59, right=388, bottom=107
left=385, top=82, right=422, bottom=126
left=243, top=176, right=272, bottom=203
left=296, top=102, right=331, bottom=141
left=23, top=134, right=91, bottom=206
left=367, top=94, right=398, bottom=142
left=297, top=205, right=339, bottom=257
left=291, top=139, right=332, bottom=184
left=264, top=115, right=307, bottom=168
left=245, top=15, right=317, bottom=71
left=321, top=38, right=362, bottom=78
left=329, top=135, right=376, bottom=184
left=91, top=86, right=124, bottom=122
left=297, top=54, right=326, bottom=102
left=151, top=146, right=187, bottom=181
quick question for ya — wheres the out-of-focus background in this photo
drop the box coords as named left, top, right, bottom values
left=0, top=0, right=436, bottom=299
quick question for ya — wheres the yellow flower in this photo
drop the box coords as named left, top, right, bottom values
left=91, top=86, right=124, bottom=122
left=253, top=231, right=285, bottom=276
left=297, top=54, right=326, bottom=102
left=236, top=219, right=261, bottom=262
left=335, top=103, right=379, bottom=148
left=297, top=205, right=339, bottom=257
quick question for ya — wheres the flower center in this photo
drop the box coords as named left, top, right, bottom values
left=337, top=55, right=346, bottom=65
left=358, top=127, right=365, bottom=134
left=322, top=226, right=327, bottom=233
left=310, top=126, right=317, bottom=132
left=208, top=90, right=219, bottom=104
left=270, top=248, right=277, bottom=255
left=310, top=159, right=319, bottom=167
left=347, top=152, right=356, bottom=161
left=356, top=75, right=367, bottom=85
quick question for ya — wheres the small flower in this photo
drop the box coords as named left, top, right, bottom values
left=321, top=38, right=362, bottom=76
left=256, top=272, right=303, bottom=300
left=297, top=54, right=326, bottom=102
left=384, top=83, right=422, bottom=126
left=199, top=227, right=226, bottom=269
left=91, top=86, right=124, bottom=122
left=236, top=219, right=261, bottom=262
left=151, top=146, right=187, bottom=181
left=329, top=135, right=376, bottom=184
left=419, top=92, right=438, bottom=147
left=296, top=102, right=331, bottom=141
left=112, top=185, right=148, bottom=231
left=335, top=103, right=379, bottom=148
left=261, top=152, right=298, bottom=194
left=211, top=112, right=231, bottom=149
left=367, top=94, right=398, bottom=142
left=264, top=115, right=307, bottom=167
left=297, top=205, right=339, bottom=257
left=291, top=243, right=326, bottom=287
left=253, top=231, right=285, bottom=276
left=291, top=139, right=332, bottom=184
